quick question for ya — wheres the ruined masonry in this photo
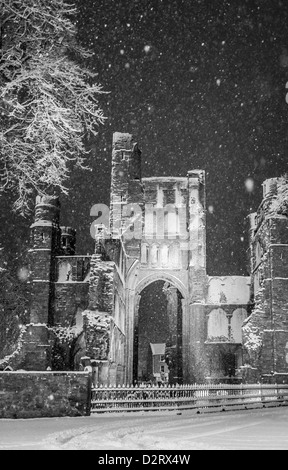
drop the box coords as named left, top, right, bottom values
left=2, top=133, right=288, bottom=385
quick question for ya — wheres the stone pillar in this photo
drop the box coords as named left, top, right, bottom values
left=91, top=360, right=109, bottom=386
left=247, top=212, right=257, bottom=296
left=187, top=304, right=208, bottom=383
left=164, top=284, right=178, bottom=337
left=187, top=170, right=206, bottom=275
left=99, top=361, right=109, bottom=386
left=186, top=170, right=209, bottom=383
left=132, top=292, right=141, bottom=383
left=163, top=283, right=180, bottom=383
left=91, top=360, right=98, bottom=387
left=181, top=298, right=190, bottom=383
left=125, top=287, right=137, bottom=385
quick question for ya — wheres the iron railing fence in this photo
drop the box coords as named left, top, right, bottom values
left=90, top=383, right=288, bottom=414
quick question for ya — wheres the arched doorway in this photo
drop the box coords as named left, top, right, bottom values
left=133, top=280, right=183, bottom=385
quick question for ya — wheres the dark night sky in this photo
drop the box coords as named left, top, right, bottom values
left=3, top=0, right=288, bottom=277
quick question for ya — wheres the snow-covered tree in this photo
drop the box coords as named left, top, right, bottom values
left=0, top=0, right=106, bottom=215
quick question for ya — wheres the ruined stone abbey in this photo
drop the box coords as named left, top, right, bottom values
left=2, top=132, right=288, bottom=385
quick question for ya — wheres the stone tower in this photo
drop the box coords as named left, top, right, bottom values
left=108, top=131, right=210, bottom=384
left=97, top=132, right=250, bottom=386
left=29, top=195, right=61, bottom=325
left=186, top=169, right=208, bottom=382
left=25, top=195, right=61, bottom=369
left=109, top=132, right=144, bottom=259
left=242, top=177, right=288, bottom=383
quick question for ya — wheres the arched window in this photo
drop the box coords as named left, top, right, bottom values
left=150, top=244, right=159, bottom=266
left=141, top=243, right=148, bottom=264
left=161, top=244, right=169, bottom=267
left=230, top=308, right=247, bottom=343
left=58, top=261, right=72, bottom=282
left=144, top=204, right=154, bottom=238
left=207, top=308, right=229, bottom=341
left=169, top=243, right=180, bottom=268
left=164, top=204, right=178, bottom=239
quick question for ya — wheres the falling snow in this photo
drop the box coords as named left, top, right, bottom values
left=1, top=1, right=288, bottom=449
left=2, top=0, right=288, bottom=359
left=245, top=178, right=255, bottom=193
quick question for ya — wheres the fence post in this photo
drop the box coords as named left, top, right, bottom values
left=86, top=373, right=92, bottom=416
left=260, top=382, right=264, bottom=404
left=91, top=360, right=98, bottom=387
left=276, top=382, right=279, bottom=403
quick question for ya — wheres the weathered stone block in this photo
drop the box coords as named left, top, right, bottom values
left=270, top=218, right=288, bottom=244
left=0, top=372, right=91, bottom=418
left=275, top=330, right=288, bottom=372
left=54, top=283, right=89, bottom=327
left=270, top=246, right=288, bottom=278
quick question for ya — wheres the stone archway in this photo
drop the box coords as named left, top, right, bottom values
left=125, top=268, right=188, bottom=384
left=134, top=280, right=183, bottom=384
left=135, top=272, right=187, bottom=298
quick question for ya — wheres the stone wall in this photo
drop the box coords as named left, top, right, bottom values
left=54, top=283, right=89, bottom=326
left=81, top=253, right=117, bottom=384
left=0, top=371, right=91, bottom=418
left=206, top=276, right=251, bottom=305
left=88, top=255, right=114, bottom=314
left=0, top=324, right=55, bottom=372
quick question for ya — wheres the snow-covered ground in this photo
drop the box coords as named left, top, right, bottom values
left=1, top=406, right=288, bottom=450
